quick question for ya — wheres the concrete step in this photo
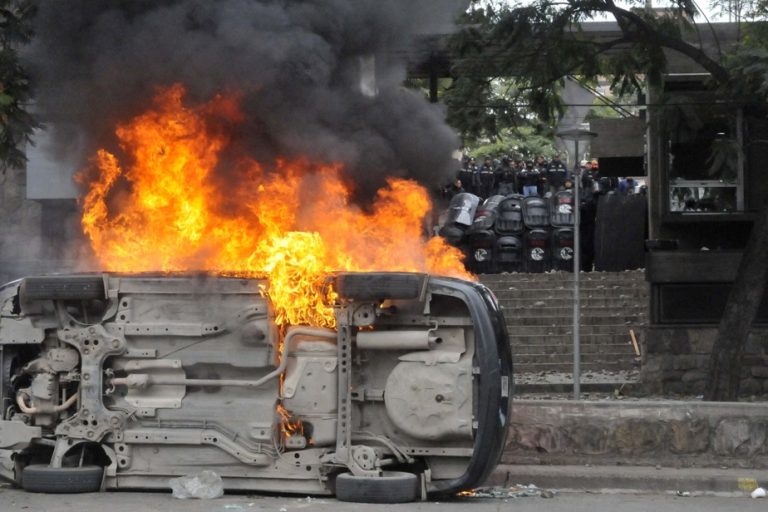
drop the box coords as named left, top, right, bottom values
left=487, top=283, right=649, bottom=295
left=514, top=352, right=638, bottom=365
left=499, top=305, right=647, bottom=318
left=513, top=361, right=636, bottom=373
left=491, top=286, right=647, bottom=296
left=495, top=292, right=648, bottom=304
left=482, top=271, right=647, bottom=388
left=490, top=283, right=648, bottom=294
left=510, top=383, right=641, bottom=395
left=480, top=270, right=645, bottom=281
left=509, top=332, right=638, bottom=343
left=480, top=273, right=646, bottom=287
left=505, top=314, right=646, bottom=327
left=497, top=297, right=647, bottom=309
left=507, top=324, right=644, bottom=336
left=513, top=342, right=637, bottom=356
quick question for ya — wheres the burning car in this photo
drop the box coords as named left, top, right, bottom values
left=0, top=271, right=511, bottom=502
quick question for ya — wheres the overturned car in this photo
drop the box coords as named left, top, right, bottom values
left=0, top=272, right=511, bottom=502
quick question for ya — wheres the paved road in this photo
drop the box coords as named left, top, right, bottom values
left=2, top=488, right=767, bottom=512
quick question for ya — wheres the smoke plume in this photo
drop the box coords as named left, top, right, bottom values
left=25, top=0, right=462, bottom=202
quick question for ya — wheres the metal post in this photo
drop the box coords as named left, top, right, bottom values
left=573, top=141, right=581, bottom=400
left=556, top=128, right=596, bottom=401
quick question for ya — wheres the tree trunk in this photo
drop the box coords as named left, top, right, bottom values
left=704, top=205, right=768, bottom=401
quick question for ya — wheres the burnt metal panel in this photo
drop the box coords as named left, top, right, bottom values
left=594, top=194, right=647, bottom=271
left=645, top=251, right=742, bottom=283
left=653, top=282, right=768, bottom=325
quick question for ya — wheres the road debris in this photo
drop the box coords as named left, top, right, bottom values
left=738, top=477, right=758, bottom=491
left=751, top=487, right=766, bottom=498
left=459, top=484, right=557, bottom=499
left=629, top=329, right=641, bottom=356
left=169, top=470, right=224, bottom=499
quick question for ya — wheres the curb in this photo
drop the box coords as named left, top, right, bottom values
left=487, top=464, right=768, bottom=495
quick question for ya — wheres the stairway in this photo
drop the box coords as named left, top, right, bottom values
left=479, top=270, right=648, bottom=391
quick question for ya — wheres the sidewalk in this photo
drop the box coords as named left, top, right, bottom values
left=488, top=464, right=768, bottom=496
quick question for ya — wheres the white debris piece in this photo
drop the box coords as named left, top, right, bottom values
left=751, top=487, right=766, bottom=498
left=169, top=470, right=224, bottom=499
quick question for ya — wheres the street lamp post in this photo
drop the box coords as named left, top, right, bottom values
left=556, top=128, right=597, bottom=400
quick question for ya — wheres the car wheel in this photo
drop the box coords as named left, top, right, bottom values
left=21, top=465, right=103, bottom=493
left=335, top=470, right=419, bottom=503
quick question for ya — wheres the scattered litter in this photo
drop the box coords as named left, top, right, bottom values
left=280, top=508, right=288, bottom=512
left=221, top=506, right=244, bottom=511
left=458, top=484, right=557, bottom=499
left=738, top=477, right=758, bottom=491
left=751, top=487, right=766, bottom=499
left=169, top=470, right=224, bottom=499
left=676, top=491, right=691, bottom=497
left=290, top=496, right=327, bottom=507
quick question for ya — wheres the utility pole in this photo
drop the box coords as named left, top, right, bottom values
left=556, top=128, right=597, bottom=399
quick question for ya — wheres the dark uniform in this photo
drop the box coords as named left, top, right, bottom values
left=478, top=163, right=496, bottom=199
left=494, top=158, right=516, bottom=196
left=533, top=159, right=547, bottom=196
left=546, top=156, right=568, bottom=193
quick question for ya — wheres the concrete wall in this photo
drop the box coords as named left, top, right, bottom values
left=642, top=326, right=768, bottom=396
left=505, top=399, right=768, bottom=468
left=0, top=167, right=83, bottom=286
left=0, top=166, right=43, bottom=284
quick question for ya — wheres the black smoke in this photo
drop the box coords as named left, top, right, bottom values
left=24, top=0, right=462, bottom=202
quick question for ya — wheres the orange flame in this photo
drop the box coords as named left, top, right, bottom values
left=276, top=402, right=304, bottom=440
left=78, top=84, right=472, bottom=328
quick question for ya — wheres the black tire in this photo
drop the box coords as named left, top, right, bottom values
left=21, top=465, right=103, bottom=493
left=335, top=471, right=419, bottom=503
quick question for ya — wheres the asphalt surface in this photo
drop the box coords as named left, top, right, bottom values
left=2, top=486, right=767, bottom=512
left=4, top=463, right=768, bottom=511
left=491, top=464, right=768, bottom=495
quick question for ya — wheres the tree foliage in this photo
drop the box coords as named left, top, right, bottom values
left=442, top=1, right=768, bottom=401
left=0, top=0, right=36, bottom=172
left=443, top=0, right=760, bottom=142
left=467, top=125, right=557, bottom=160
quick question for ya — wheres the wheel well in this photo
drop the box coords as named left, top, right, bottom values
left=13, top=444, right=54, bottom=484
left=60, top=441, right=112, bottom=468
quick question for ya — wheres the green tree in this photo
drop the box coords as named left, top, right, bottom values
left=467, top=125, right=557, bottom=160
left=445, top=0, right=768, bottom=401
left=0, top=0, right=36, bottom=173
left=445, top=1, right=739, bottom=140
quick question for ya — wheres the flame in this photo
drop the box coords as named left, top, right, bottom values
left=276, top=402, right=304, bottom=440
left=78, top=84, right=472, bottom=328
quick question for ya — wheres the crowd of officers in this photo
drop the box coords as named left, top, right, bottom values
left=444, top=154, right=601, bottom=201
left=439, top=153, right=646, bottom=274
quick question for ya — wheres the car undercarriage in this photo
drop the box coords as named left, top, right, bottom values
left=0, top=272, right=511, bottom=502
